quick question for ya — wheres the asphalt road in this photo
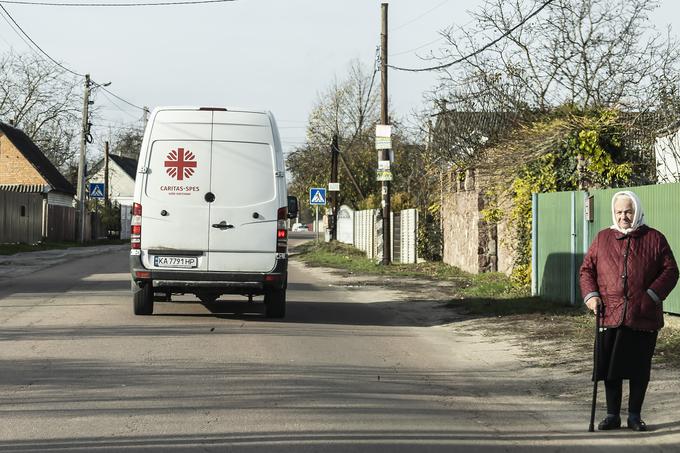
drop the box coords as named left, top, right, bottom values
left=1, top=241, right=679, bottom=452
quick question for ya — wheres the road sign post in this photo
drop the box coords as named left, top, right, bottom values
left=315, top=206, right=319, bottom=243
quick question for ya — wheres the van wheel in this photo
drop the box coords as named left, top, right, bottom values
left=264, top=289, right=286, bottom=318
left=133, top=281, right=154, bottom=315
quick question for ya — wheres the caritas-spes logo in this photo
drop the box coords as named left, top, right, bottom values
left=165, top=148, right=197, bottom=180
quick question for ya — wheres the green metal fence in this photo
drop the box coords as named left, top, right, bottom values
left=534, top=183, right=680, bottom=315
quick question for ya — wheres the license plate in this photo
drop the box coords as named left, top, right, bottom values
left=153, top=256, right=198, bottom=268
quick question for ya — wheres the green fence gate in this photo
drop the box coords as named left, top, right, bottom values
left=533, top=183, right=680, bottom=315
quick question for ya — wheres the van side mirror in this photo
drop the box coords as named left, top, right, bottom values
left=287, top=196, right=298, bottom=219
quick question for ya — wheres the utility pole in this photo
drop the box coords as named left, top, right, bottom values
left=104, top=141, right=110, bottom=208
left=329, top=134, right=339, bottom=240
left=380, top=3, right=391, bottom=265
left=143, top=106, right=150, bottom=128
left=77, top=74, right=91, bottom=243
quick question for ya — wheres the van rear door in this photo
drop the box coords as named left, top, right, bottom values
left=141, top=110, right=212, bottom=270
left=207, top=112, right=278, bottom=272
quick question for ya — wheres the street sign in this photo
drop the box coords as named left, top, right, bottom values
left=375, top=124, right=392, bottom=150
left=376, top=169, right=393, bottom=181
left=89, top=183, right=105, bottom=199
left=309, top=187, right=327, bottom=205
left=328, top=182, right=340, bottom=192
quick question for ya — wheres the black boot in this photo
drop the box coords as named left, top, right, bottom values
left=598, top=414, right=622, bottom=430
left=627, top=415, right=647, bottom=432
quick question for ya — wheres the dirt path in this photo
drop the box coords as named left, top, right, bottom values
left=296, top=259, right=680, bottom=439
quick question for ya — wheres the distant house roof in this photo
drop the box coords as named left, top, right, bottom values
left=0, top=122, right=76, bottom=195
left=432, top=110, right=523, bottom=159
left=90, top=153, right=138, bottom=180
left=109, top=154, right=138, bottom=179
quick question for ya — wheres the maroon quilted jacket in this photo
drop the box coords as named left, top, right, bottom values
left=580, top=225, right=678, bottom=330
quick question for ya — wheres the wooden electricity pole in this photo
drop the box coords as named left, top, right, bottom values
left=380, top=3, right=392, bottom=264
left=329, top=134, right=339, bottom=240
left=76, top=74, right=91, bottom=243
left=104, top=141, right=110, bottom=208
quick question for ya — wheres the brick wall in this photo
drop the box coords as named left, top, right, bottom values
left=0, top=134, right=47, bottom=185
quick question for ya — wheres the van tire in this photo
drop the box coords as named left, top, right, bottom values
left=264, top=289, right=286, bottom=318
left=133, top=282, right=154, bottom=315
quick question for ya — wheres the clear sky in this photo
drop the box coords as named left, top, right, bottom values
left=0, top=0, right=678, bottom=157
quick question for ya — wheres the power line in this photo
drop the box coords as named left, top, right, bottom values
left=390, top=0, right=449, bottom=32
left=0, top=0, right=235, bottom=6
left=390, top=17, right=476, bottom=58
left=388, top=0, right=555, bottom=72
left=0, top=3, right=145, bottom=111
left=0, top=3, right=84, bottom=76
left=96, top=83, right=145, bottom=111
left=98, top=90, right=145, bottom=119
left=390, top=35, right=445, bottom=57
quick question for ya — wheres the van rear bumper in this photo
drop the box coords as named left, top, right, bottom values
left=130, top=254, right=287, bottom=294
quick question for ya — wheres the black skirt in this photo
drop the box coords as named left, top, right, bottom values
left=593, top=326, right=658, bottom=382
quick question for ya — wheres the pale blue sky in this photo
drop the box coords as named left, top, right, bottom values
left=0, top=0, right=678, bottom=156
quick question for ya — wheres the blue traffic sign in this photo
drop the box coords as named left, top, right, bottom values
left=89, top=183, right=105, bottom=199
left=309, top=187, right=326, bottom=205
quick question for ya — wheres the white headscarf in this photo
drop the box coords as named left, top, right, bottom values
left=610, top=190, right=645, bottom=234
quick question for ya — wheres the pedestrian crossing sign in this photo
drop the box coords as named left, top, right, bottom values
left=89, top=183, right=105, bottom=199
left=309, top=187, right=326, bottom=205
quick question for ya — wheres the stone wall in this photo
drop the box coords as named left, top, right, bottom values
left=496, top=217, right=515, bottom=275
left=442, top=168, right=516, bottom=276
left=442, top=189, right=480, bottom=273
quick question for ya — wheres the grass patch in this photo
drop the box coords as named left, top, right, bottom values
left=293, top=241, right=469, bottom=280
left=0, top=239, right=129, bottom=256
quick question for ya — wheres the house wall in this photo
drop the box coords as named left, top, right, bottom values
left=655, top=129, right=680, bottom=183
left=0, top=134, right=49, bottom=186
left=88, top=160, right=135, bottom=205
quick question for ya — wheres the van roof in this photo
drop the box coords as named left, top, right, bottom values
left=151, top=106, right=270, bottom=115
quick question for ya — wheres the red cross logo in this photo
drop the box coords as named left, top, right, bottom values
left=165, top=148, right=197, bottom=180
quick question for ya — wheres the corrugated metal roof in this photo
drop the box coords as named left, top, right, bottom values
left=0, top=184, right=50, bottom=193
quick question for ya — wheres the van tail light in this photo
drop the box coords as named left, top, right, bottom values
left=131, top=202, right=142, bottom=250
left=277, top=207, right=287, bottom=253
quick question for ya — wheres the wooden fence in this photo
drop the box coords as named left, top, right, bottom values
left=0, top=191, right=43, bottom=244
left=47, top=205, right=76, bottom=242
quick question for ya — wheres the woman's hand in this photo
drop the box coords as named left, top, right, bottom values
left=586, top=297, right=602, bottom=313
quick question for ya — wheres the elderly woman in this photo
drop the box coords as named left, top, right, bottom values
left=580, top=191, right=678, bottom=431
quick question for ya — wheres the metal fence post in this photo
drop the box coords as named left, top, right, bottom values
left=531, top=193, right=538, bottom=296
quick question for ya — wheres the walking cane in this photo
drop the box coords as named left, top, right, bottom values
left=588, top=301, right=601, bottom=432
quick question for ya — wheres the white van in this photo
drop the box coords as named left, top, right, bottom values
left=129, top=106, right=298, bottom=317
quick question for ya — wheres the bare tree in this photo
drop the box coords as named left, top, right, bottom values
left=0, top=51, right=81, bottom=170
left=438, top=0, right=679, bottom=110
left=426, top=0, right=680, bottom=167
left=288, top=60, right=381, bottom=208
